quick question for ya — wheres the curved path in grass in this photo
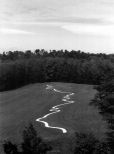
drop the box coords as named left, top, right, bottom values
left=36, top=85, right=75, bottom=133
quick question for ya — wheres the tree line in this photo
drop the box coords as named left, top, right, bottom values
left=0, top=50, right=114, bottom=91
left=90, top=75, right=114, bottom=153
left=3, top=123, right=111, bottom=154
left=1, top=49, right=113, bottom=61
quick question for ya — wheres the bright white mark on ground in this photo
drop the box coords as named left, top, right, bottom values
left=36, top=85, right=74, bottom=133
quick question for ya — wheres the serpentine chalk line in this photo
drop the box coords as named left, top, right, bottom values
left=36, top=85, right=75, bottom=133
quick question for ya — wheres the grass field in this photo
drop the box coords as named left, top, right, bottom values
left=0, top=82, right=107, bottom=144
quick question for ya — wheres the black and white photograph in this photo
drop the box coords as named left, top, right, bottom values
left=0, top=0, right=114, bottom=153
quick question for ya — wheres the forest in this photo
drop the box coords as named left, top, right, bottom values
left=0, top=49, right=114, bottom=91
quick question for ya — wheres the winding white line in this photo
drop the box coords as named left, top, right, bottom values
left=36, top=85, right=75, bottom=133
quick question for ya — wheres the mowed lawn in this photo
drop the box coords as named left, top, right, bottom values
left=0, top=83, right=107, bottom=143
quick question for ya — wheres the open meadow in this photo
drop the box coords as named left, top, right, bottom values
left=0, top=82, right=107, bottom=144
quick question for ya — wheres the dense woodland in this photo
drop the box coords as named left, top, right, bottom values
left=0, top=50, right=114, bottom=91
left=90, top=76, right=114, bottom=153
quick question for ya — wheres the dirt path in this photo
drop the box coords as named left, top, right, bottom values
left=36, top=85, right=75, bottom=133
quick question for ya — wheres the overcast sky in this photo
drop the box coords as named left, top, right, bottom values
left=0, top=0, right=114, bottom=53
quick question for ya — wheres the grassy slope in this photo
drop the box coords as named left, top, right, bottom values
left=0, top=83, right=107, bottom=143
